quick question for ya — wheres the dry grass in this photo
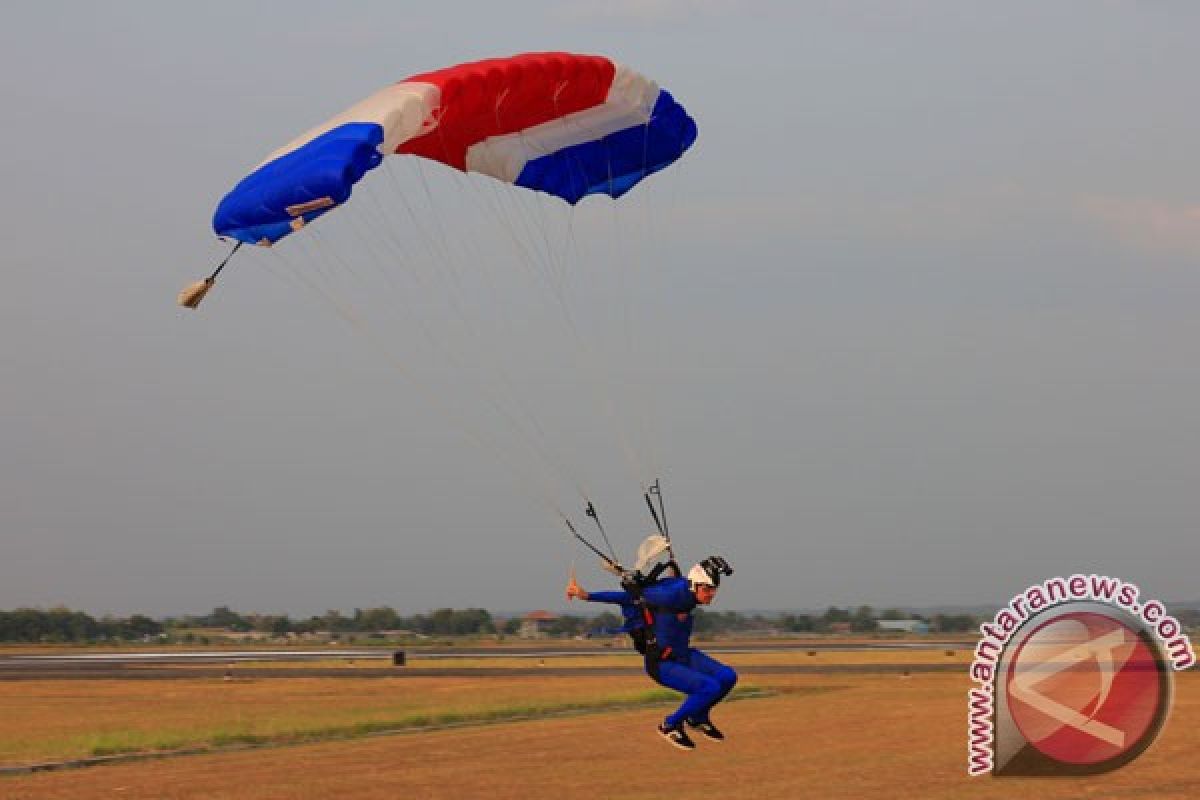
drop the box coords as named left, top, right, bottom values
left=0, top=675, right=684, bottom=764
left=1, top=646, right=941, bottom=764
left=0, top=651, right=1195, bottom=799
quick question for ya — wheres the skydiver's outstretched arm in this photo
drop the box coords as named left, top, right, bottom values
left=584, top=589, right=634, bottom=604
left=565, top=577, right=632, bottom=605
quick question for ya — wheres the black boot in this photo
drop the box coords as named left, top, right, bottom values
left=687, top=718, right=725, bottom=742
left=658, top=722, right=696, bottom=751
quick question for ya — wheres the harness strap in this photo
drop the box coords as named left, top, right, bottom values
left=623, top=573, right=668, bottom=680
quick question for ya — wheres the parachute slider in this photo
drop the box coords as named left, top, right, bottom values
left=177, top=241, right=243, bottom=310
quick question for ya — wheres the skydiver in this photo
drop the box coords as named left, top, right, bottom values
left=566, top=557, right=737, bottom=751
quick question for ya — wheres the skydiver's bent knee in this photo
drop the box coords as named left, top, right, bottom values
left=655, top=663, right=720, bottom=699
left=716, top=665, right=737, bottom=692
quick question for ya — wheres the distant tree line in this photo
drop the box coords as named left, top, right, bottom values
left=0, top=604, right=978, bottom=643
left=0, top=603, right=1063, bottom=643
left=170, top=606, right=500, bottom=637
left=714, top=607, right=977, bottom=634
left=0, top=608, right=162, bottom=643
left=546, top=607, right=979, bottom=637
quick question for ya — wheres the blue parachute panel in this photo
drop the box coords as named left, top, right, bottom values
left=513, top=89, right=698, bottom=205
left=213, top=123, right=385, bottom=244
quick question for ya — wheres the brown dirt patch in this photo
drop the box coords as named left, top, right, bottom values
left=3, top=671, right=1196, bottom=799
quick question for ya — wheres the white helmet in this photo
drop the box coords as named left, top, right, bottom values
left=688, top=556, right=733, bottom=588
left=687, top=563, right=716, bottom=587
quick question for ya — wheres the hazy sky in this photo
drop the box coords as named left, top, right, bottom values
left=3, top=2, right=1199, bottom=617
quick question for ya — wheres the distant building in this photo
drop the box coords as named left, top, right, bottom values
left=876, top=619, right=929, bottom=634
left=519, top=610, right=558, bottom=638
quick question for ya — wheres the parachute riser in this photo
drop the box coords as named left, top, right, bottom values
left=584, top=500, right=620, bottom=564
left=563, top=517, right=624, bottom=576
left=567, top=483, right=680, bottom=582
left=645, top=478, right=675, bottom=562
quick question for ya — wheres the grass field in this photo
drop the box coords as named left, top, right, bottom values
left=1, top=649, right=1195, bottom=799
left=0, top=675, right=700, bottom=764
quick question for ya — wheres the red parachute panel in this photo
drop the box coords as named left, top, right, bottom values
left=397, top=52, right=616, bottom=171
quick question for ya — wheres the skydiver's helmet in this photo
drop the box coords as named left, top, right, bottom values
left=687, top=556, right=734, bottom=588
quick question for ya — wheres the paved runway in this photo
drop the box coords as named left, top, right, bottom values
left=0, top=641, right=968, bottom=680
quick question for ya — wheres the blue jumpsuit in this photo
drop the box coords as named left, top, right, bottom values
left=588, top=577, right=738, bottom=728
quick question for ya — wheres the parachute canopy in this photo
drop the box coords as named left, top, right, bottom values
left=212, top=52, right=698, bottom=246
